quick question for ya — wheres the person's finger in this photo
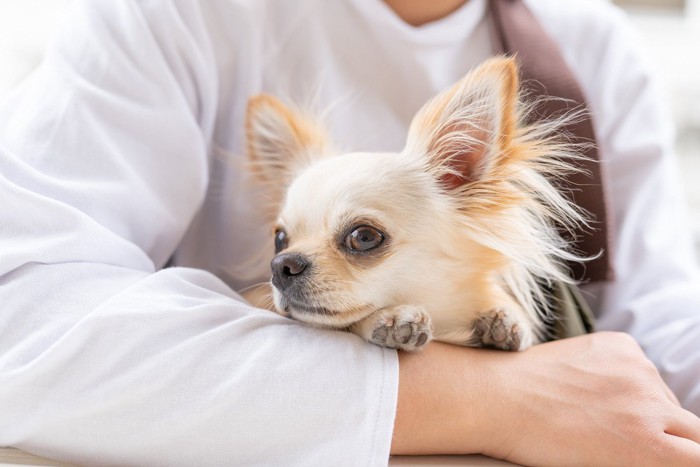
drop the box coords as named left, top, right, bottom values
left=664, top=435, right=700, bottom=466
left=665, top=407, right=700, bottom=444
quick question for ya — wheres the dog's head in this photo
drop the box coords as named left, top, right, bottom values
left=246, top=57, right=583, bottom=328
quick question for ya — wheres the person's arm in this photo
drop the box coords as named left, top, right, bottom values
left=0, top=2, right=397, bottom=465
left=393, top=336, right=700, bottom=465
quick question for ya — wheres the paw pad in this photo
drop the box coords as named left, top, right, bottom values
left=471, top=309, right=522, bottom=351
left=371, top=306, right=433, bottom=351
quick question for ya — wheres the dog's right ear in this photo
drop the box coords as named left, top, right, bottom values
left=405, top=57, right=520, bottom=192
left=246, top=95, right=331, bottom=204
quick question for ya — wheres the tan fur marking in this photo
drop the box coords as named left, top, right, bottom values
left=494, top=58, right=519, bottom=147
left=245, top=94, right=330, bottom=205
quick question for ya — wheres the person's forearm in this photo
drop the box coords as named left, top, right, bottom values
left=392, top=333, right=700, bottom=465
left=392, top=342, right=493, bottom=455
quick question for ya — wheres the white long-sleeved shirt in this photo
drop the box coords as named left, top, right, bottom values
left=1, top=0, right=699, bottom=465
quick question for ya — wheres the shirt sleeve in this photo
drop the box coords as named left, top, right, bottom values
left=0, top=1, right=398, bottom=465
left=531, top=0, right=700, bottom=415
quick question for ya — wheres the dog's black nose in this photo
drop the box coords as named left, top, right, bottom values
left=271, top=253, right=309, bottom=291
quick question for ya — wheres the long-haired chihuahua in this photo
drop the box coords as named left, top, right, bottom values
left=243, top=57, right=586, bottom=351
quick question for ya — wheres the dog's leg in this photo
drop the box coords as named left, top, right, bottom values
left=468, top=308, right=535, bottom=351
left=351, top=305, right=433, bottom=351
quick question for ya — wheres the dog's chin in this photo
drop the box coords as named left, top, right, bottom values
left=273, top=290, right=373, bottom=329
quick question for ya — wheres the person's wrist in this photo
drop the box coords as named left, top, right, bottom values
left=393, top=342, right=501, bottom=455
left=459, top=346, right=521, bottom=458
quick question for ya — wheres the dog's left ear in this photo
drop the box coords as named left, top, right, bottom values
left=246, top=95, right=331, bottom=203
left=405, top=57, right=519, bottom=191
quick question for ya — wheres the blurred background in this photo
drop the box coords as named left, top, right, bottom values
left=1, top=0, right=698, bottom=254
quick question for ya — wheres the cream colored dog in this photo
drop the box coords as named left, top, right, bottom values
left=243, top=57, right=585, bottom=351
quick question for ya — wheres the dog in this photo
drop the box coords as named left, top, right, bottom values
left=242, top=57, right=587, bottom=351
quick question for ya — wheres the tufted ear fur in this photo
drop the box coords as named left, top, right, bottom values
left=246, top=95, right=332, bottom=206
left=405, top=57, right=519, bottom=191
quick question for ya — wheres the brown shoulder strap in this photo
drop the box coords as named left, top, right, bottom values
left=490, top=0, right=614, bottom=282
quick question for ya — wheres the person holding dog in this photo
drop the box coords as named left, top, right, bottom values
left=1, top=0, right=699, bottom=465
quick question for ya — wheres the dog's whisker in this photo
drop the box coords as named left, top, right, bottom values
left=238, top=282, right=270, bottom=294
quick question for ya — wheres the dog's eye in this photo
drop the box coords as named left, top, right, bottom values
left=274, top=228, right=289, bottom=253
left=345, top=226, right=384, bottom=252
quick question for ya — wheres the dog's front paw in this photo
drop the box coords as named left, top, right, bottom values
left=353, top=305, right=433, bottom=351
left=372, top=305, right=433, bottom=351
left=470, top=309, right=530, bottom=351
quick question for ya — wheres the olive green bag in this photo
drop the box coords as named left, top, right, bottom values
left=548, top=282, right=596, bottom=339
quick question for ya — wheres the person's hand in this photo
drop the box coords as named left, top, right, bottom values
left=392, top=332, right=700, bottom=466
left=478, top=332, right=700, bottom=466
